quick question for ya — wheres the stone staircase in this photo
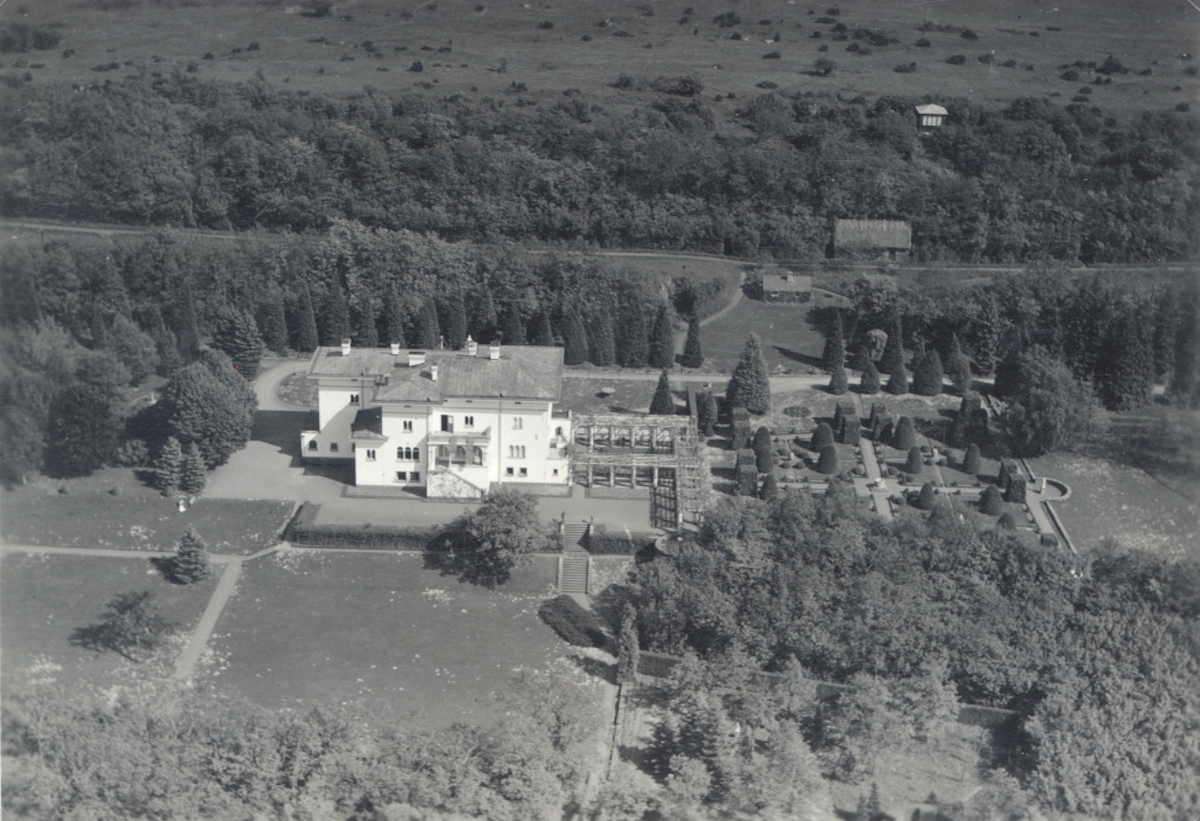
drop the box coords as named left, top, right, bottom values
left=559, top=522, right=590, bottom=595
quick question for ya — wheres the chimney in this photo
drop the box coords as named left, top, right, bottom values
left=430, top=363, right=439, bottom=381
left=340, top=338, right=352, bottom=356
left=390, top=342, right=401, bottom=355
left=408, top=350, right=426, bottom=368
left=466, top=335, right=478, bottom=356
left=489, top=340, right=500, bottom=360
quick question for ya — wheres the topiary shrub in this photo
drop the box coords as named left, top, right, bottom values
left=915, top=482, right=936, bottom=510
left=979, top=483, right=1003, bottom=515
left=737, top=462, right=759, bottom=496
left=963, top=443, right=982, bottom=475
left=811, top=422, right=835, bottom=452
left=538, top=596, right=607, bottom=647
left=946, top=54, right=966, bottom=65
left=893, top=416, right=917, bottom=450
left=816, top=444, right=840, bottom=475
left=904, top=446, right=924, bottom=476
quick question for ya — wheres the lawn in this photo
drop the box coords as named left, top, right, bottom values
left=700, top=297, right=832, bottom=375
left=205, top=550, right=584, bottom=729
left=276, top=372, right=318, bottom=407
left=605, top=254, right=746, bottom=319
left=0, top=492, right=294, bottom=555
left=0, top=551, right=217, bottom=690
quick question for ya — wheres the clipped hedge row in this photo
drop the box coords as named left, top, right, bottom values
left=586, top=532, right=658, bottom=555
left=287, top=503, right=441, bottom=550
left=538, top=595, right=608, bottom=648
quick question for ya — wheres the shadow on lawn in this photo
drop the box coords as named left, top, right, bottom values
left=773, top=345, right=823, bottom=369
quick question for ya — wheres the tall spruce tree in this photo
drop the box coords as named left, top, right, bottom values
left=440, top=292, right=467, bottom=349
left=351, top=300, right=379, bottom=348
left=681, top=315, right=703, bottom=368
left=179, top=442, right=207, bottom=495
left=562, top=308, right=589, bottom=365
left=320, top=288, right=350, bottom=346
left=992, top=346, right=1022, bottom=398
left=913, top=350, right=944, bottom=396
left=174, top=276, right=201, bottom=361
left=726, top=334, right=771, bottom=415
left=880, top=313, right=904, bottom=374
left=211, top=311, right=264, bottom=381
left=44, top=353, right=126, bottom=477
left=822, top=310, right=846, bottom=371
left=501, top=307, right=527, bottom=345
left=649, top=305, right=675, bottom=370
left=155, top=436, right=183, bottom=494
left=859, top=355, right=881, bottom=394
left=380, top=286, right=406, bottom=347
left=172, top=525, right=211, bottom=584
left=413, top=300, right=441, bottom=349
left=1172, top=279, right=1200, bottom=408
left=618, top=302, right=649, bottom=368
left=257, top=292, right=289, bottom=355
left=650, top=370, right=674, bottom=415
left=293, top=286, right=319, bottom=353
left=587, top=312, right=617, bottom=366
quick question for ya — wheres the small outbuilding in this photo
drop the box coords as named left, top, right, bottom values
left=915, top=103, right=948, bottom=129
left=830, top=219, right=912, bottom=263
left=760, top=270, right=813, bottom=303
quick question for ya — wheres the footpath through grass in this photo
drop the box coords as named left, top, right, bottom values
left=206, top=550, right=575, bottom=730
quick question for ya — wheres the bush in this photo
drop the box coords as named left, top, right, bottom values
left=810, top=422, right=834, bottom=452
left=916, top=38, right=930, bottom=47
left=814, top=57, right=836, bottom=76
left=113, top=438, right=150, bottom=468
left=904, top=446, right=924, bottom=476
left=893, top=416, right=916, bottom=450
left=963, top=443, right=982, bottom=474
left=762, top=50, right=781, bottom=60
left=979, top=483, right=1003, bottom=515
left=946, top=54, right=966, bottom=65
left=816, top=444, right=840, bottom=475
left=960, top=29, right=978, bottom=40
left=915, top=482, right=936, bottom=511
left=756, top=81, right=779, bottom=89
left=587, top=532, right=657, bottom=555
left=538, top=596, right=607, bottom=647
left=290, top=513, right=438, bottom=549
left=1060, top=70, right=1079, bottom=81
left=894, top=62, right=917, bottom=73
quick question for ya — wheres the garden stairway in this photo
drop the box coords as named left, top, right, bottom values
left=558, top=522, right=590, bottom=595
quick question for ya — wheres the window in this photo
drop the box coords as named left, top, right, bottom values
left=441, top=415, right=453, bottom=433
left=508, top=445, right=526, bottom=459
left=330, top=443, right=339, bottom=453
left=555, top=426, right=563, bottom=436
left=395, top=471, right=407, bottom=482
left=552, top=469, right=559, bottom=477
left=365, top=449, right=376, bottom=461
left=411, top=471, right=420, bottom=482
left=308, top=440, right=318, bottom=451
left=506, top=467, right=514, bottom=476
left=472, top=446, right=483, bottom=465
left=512, top=416, right=523, bottom=430
left=454, top=445, right=467, bottom=463
left=519, top=467, right=528, bottom=477
left=403, top=420, right=414, bottom=432
left=463, top=415, right=475, bottom=428
left=351, top=444, right=356, bottom=453
left=400, top=446, right=418, bottom=461
left=350, top=394, right=360, bottom=405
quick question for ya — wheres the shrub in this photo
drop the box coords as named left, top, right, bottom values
left=915, top=482, right=936, bottom=510
left=946, top=54, right=966, bottom=65
left=713, top=11, right=741, bottom=28
left=893, top=416, right=916, bottom=450
left=963, top=443, right=982, bottom=474
left=814, top=57, right=836, bottom=76
left=979, top=483, right=1003, bottom=515
left=736, top=463, right=759, bottom=496
left=1060, top=70, right=1079, bottom=81
left=538, top=20, right=554, bottom=29
left=816, top=444, right=839, bottom=475
left=586, top=532, right=656, bottom=555
left=1040, top=532, right=1060, bottom=547
left=759, top=471, right=779, bottom=500
left=762, top=51, right=781, bottom=59
left=894, top=63, right=917, bottom=73
left=960, top=29, right=978, bottom=40
left=409, top=60, right=424, bottom=72
left=916, top=38, right=930, bottom=47
left=860, top=356, right=881, bottom=393
left=913, top=351, right=944, bottom=396
left=756, top=81, right=779, bottom=89
left=977, top=53, right=994, bottom=65
left=904, top=446, right=924, bottom=476
left=811, top=422, right=835, bottom=452
left=829, top=364, right=848, bottom=395
left=114, top=439, right=150, bottom=468
left=538, top=596, right=607, bottom=647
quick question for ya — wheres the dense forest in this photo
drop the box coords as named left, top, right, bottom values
left=2, top=72, right=1198, bottom=262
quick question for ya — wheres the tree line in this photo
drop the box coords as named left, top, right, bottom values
left=2, top=71, right=1196, bottom=262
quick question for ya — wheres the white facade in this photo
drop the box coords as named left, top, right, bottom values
left=301, top=341, right=571, bottom=498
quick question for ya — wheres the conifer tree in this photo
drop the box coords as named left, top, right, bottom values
left=562, top=308, right=589, bottom=365
left=211, top=311, right=264, bottom=381
left=174, top=276, right=201, bottom=360
left=1173, top=282, right=1200, bottom=408
left=829, top=362, right=848, bottom=395
left=822, top=310, right=846, bottom=371
left=440, top=292, right=467, bottom=349
left=962, top=442, right=982, bottom=474
left=915, top=481, right=936, bottom=510
left=617, top=605, right=640, bottom=684
left=257, top=292, right=289, bottom=355
left=649, top=305, right=675, bottom=370
left=880, top=313, right=904, bottom=374
left=979, top=483, right=1003, bottom=515
left=413, top=300, right=440, bottom=349
left=859, top=355, right=881, bottom=394
left=893, top=416, right=917, bottom=450
left=885, top=354, right=908, bottom=395
left=380, top=286, right=405, bottom=348
left=816, top=444, right=840, bottom=475
left=946, top=333, right=972, bottom=395
left=172, top=525, right=211, bottom=584
left=351, top=300, right=378, bottom=348
left=320, top=288, right=350, bottom=347
left=698, top=391, right=718, bottom=437
left=1098, top=313, right=1153, bottom=411
left=759, top=471, right=779, bottom=500
left=588, top=311, right=617, bottom=366
left=996, top=512, right=1018, bottom=530
left=810, top=421, right=834, bottom=452
left=618, top=303, right=649, bottom=368
left=913, top=350, right=944, bottom=396
left=501, top=307, right=527, bottom=346
left=681, top=315, right=703, bottom=368
left=155, top=436, right=183, bottom=494
left=147, top=306, right=184, bottom=376
left=179, top=442, right=206, bottom=495
left=89, top=302, right=109, bottom=350
left=294, top=286, right=319, bottom=353
left=650, top=370, right=675, bottom=415
left=530, top=312, right=554, bottom=347
left=725, top=334, right=771, bottom=415
left=753, top=426, right=775, bottom=473
left=904, top=446, right=924, bottom=476
left=975, top=297, right=1000, bottom=375
left=471, top=287, right=498, bottom=342
left=991, top=346, right=1022, bottom=398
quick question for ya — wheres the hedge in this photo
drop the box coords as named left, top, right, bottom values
left=587, top=532, right=658, bottom=555
left=288, top=502, right=441, bottom=549
left=538, top=595, right=608, bottom=648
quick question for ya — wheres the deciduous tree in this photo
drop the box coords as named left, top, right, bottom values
left=617, top=605, right=640, bottom=684
left=448, top=489, right=551, bottom=587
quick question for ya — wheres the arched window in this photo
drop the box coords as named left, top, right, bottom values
left=308, top=440, right=318, bottom=451
left=436, top=445, right=449, bottom=460
left=455, top=445, right=467, bottom=463
left=472, top=446, right=483, bottom=465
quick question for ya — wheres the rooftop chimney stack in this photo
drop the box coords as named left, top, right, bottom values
left=489, top=340, right=501, bottom=360
left=341, top=338, right=352, bottom=356
left=390, top=342, right=401, bottom=355
left=431, top=363, right=439, bottom=381
left=466, top=335, right=478, bottom=356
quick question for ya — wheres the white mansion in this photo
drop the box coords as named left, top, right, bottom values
left=301, top=338, right=572, bottom=499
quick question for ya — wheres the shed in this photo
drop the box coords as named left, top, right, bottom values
left=760, top=270, right=813, bottom=303
left=831, top=219, right=912, bottom=262
left=915, top=103, right=948, bottom=129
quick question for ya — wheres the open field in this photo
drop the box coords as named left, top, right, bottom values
left=0, top=491, right=293, bottom=555
left=205, top=549, right=578, bottom=729
left=8, top=0, right=1197, bottom=117
left=0, top=551, right=217, bottom=689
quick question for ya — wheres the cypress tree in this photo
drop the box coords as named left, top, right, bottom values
left=502, top=307, right=527, bottom=346
left=860, top=355, right=881, bottom=394
left=975, top=298, right=1000, bottom=375
left=172, top=525, right=211, bottom=584
left=915, top=481, right=936, bottom=511
left=351, top=300, right=379, bottom=348
left=822, top=310, right=846, bottom=371
left=992, top=346, right=1022, bottom=398
left=753, top=426, right=775, bottom=473
left=725, top=334, right=771, bottom=415
left=294, top=286, right=319, bottom=353
left=650, top=370, right=674, bottom=414
left=174, top=276, right=201, bottom=360
left=893, top=416, right=916, bottom=450
left=1098, top=313, right=1153, bottom=411
left=471, top=287, right=498, bottom=342
left=148, top=307, right=184, bottom=376
left=811, top=421, right=834, bottom=452
left=320, top=288, right=350, bottom=347
left=562, top=308, right=589, bottom=365
left=681, top=315, right=703, bottom=368
left=440, top=292, right=468, bottom=349
left=413, top=300, right=440, bottom=349
left=649, top=305, right=675, bottom=370
left=89, top=302, right=109, bottom=350
left=155, top=436, right=183, bottom=494
left=904, top=446, right=924, bottom=475
left=913, top=350, right=944, bottom=396
left=880, top=313, right=904, bottom=374
left=829, top=362, right=848, bottom=395
left=885, top=354, right=908, bottom=395
left=617, top=605, right=640, bottom=684
left=759, top=471, right=779, bottom=500
left=698, top=391, right=718, bottom=437
left=618, top=303, right=649, bottom=368
left=380, top=286, right=406, bottom=348
left=816, top=444, right=840, bottom=475
left=979, top=483, right=1003, bottom=515
left=179, top=442, right=207, bottom=495
left=1173, top=281, right=1200, bottom=408
left=946, top=333, right=972, bottom=395
left=962, top=442, right=982, bottom=474
left=211, top=311, right=264, bottom=381
left=530, top=311, right=554, bottom=347
left=257, top=292, right=289, bottom=355
left=588, top=311, right=617, bottom=366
